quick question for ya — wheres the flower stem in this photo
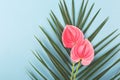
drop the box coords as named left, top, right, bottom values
left=70, top=63, right=75, bottom=80
left=74, top=62, right=80, bottom=80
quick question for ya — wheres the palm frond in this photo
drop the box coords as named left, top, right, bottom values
left=93, top=59, right=120, bottom=79
left=72, top=0, right=75, bottom=25
left=77, top=0, right=89, bottom=28
left=29, top=0, right=120, bottom=80
left=83, top=8, right=101, bottom=33
left=27, top=70, right=39, bottom=80
left=111, top=71, right=120, bottom=80
left=88, top=17, right=109, bottom=41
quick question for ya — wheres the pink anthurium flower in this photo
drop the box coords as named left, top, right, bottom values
left=70, top=39, right=94, bottom=66
left=62, top=25, right=84, bottom=48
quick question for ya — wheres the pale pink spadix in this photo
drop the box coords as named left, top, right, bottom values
left=70, top=39, right=94, bottom=66
left=62, top=25, right=84, bottom=48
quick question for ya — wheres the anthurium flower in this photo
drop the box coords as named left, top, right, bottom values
left=70, top=39, right=94, bottom=66
left=62, top=25, right=84, bottom=48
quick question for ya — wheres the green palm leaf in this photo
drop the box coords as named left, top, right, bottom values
left=29, top=0, right=120, bottom=80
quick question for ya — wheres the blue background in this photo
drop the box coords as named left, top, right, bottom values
left=0, top=0, right=120, bottom=80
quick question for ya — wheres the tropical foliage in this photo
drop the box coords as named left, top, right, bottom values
left=28, top=0, right=120, bottom=80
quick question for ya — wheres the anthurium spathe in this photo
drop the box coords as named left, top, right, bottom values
left=62, top=25, right=84, bottom=48
left=70, top=39, right=94, bottom=66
